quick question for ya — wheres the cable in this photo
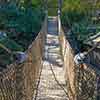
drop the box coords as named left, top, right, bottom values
left=49, top=63, right=69, bottom=99
left=47, top=47, right=69, bottom=99
left=33, top=61, right=44, bottom=100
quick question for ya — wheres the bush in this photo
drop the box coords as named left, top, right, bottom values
left=61, top=0, right=100, bottom=46
left=0, top=2, right=45, bottom=65
left=61, top=0, right=92, bottom=27
left=0, top=3, right=45, bottom=49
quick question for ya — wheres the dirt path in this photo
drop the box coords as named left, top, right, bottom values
left=33, top=17, right=68, bottom=100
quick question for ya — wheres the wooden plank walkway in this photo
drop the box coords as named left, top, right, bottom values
left=33, top=17, right=68, bottom=100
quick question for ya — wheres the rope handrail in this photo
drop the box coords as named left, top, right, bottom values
left=59, top=17, right=100, bottom=74
left=59, top=19, right=100, bottom=99
left=0, top=15, right=47, bottom=100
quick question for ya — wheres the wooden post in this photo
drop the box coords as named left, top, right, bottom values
left=58, top=0, right=62, bottom=35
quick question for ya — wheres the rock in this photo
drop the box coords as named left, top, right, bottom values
left=74, top=52, right=86, bottom=65
left=14, top=51, right=28, bottom=64
left=0, top=31, right=7, bottom=38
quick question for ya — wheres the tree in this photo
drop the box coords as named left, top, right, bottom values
left=0, top=0, right=45, bottom=65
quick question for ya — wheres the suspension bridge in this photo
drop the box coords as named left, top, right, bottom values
left=33, top=16, right=68, bottom=100
left=0, top=4, right=100, bottom=99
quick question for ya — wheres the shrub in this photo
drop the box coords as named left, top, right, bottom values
left=0, top=2, right=45, bottom=65
left=61, top=0, right=92, bottom=27
left=0, top=2, right=45, bottom=49
left=61, top=0, right=100, bottom=47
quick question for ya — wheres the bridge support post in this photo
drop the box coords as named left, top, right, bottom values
left=58, top=0, right=62, bottom=35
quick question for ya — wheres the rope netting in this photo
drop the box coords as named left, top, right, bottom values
left=59, top=24, right=100, bottom=100
left=0, top=16, right=47, bottom=100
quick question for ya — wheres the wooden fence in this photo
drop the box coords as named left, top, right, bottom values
left=59, top=29, right=100, bottom=100
left=0, top=16, right=47, bottom=100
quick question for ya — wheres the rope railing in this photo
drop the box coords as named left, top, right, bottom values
left=0, top=16, right=47, bottom=100
left=59, top=23, right=100, bottom=100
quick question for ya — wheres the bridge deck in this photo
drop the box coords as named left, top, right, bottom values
left=34, top=17, right=68, bottom=100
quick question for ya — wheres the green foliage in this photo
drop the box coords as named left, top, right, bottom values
left=47, top=0, right=58, bottom=16
left=18, top=0, right=44, bottom=9
left=32, top=0, right=43, bottom=7
left=0, top=36, right=24, bottom=65
left=0, top=1, right=45, bottom=65
left=62, top=0, right=92, bottom=27
left=0, top=37, right=24, bottom=52
left=72, top=22, right=92, bottom=41
left=0, top=2, right=45, bottom=49
left=61, top=0, right=100, bottom=47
